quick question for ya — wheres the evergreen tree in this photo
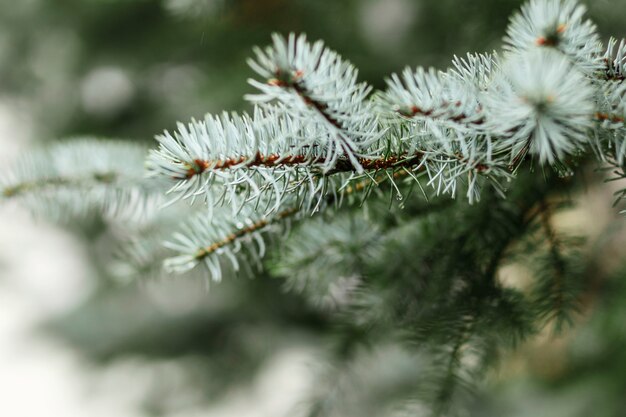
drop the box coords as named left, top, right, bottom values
left=2, top=0, right=626, bottom=415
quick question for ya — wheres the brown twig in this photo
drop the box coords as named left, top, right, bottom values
left=182, top=152, right=426, bottom=180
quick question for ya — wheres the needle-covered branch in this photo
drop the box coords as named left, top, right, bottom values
left=1, top=140, right=159, bottom=221
left=145, top=0, right=626, bottom=280
left=17, top=0, right=619, bottom=282
left=246, top=33, right=382, bottom=172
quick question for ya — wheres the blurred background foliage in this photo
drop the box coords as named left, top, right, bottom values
left=2, top=0, right=626, bottom=416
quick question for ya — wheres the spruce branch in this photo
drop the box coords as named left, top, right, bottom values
left=162, top=171, right=407, bottom=279
left=503, top=0, right=602, bottom=74
left=485, top=48, right=595, bottom=165
left=2, top=171, right=118, bottom=198
left=1, top=139, right=160, bottom=221
left=147, top=106, right=340, bottom=214
left=531, top=199, right=583, bottom=331
left=149, top=6, right=626, bottom=222
left=138, top=0, right=626, bottom=288
left=162, top=204, right=287, bottom=279
left=382, top=66, right=486, bottom=129
left=431, top=318, right=475, bottom=417
left=271, top=213, right=381, bottom=310
left=11, top=0, right=619, bottom=319
left=148, top=103, right=430, bottom=216
left=246, top=33, right=382, bottom=172
left=191, top=206, right=298, bottom=262
left=539, top=201, right=567, bottom=306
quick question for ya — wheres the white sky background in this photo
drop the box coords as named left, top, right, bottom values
left=0, top=101, right=313, bottom=417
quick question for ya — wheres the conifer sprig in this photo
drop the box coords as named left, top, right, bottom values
left=160, top=171, right=407, bottom=279
left=503, top=0, right=602, bottom=74
left=247, top=33, right=382, bottom=172
left=144, top=0, right=626, bottom=278
left=7, top=0, right=626, bottom=287
left=163, top=205, right=299, bottom=279
left=486, top=49, right=595, bottom=164
left=1, top=139, right=159, bottom=221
